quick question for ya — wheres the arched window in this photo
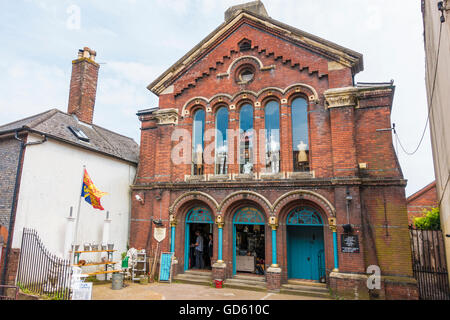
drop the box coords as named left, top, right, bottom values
left=239, top=104, right=254, bottom=174
left=291, top=98, right=309, bottom=172
left=265, top=100, right=280, bottom=173
left=192, top=109, right=205, bottom=175
left=215, top=107, right=229, bottom=175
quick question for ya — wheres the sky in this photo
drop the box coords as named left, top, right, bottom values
left=0, top=0, right=435, bottom=196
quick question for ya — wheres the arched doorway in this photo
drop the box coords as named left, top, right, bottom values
left=184, top=206, right=214, bottom=271
left=286, top=207, right=325, bottom=281
left=232, top=206, right=266, bottom=275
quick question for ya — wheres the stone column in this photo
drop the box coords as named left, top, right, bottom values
left=328, top=217, right=339, bottom=272
left=169, top=214, right=178, bottom=277
left=212, top=215, right=226, bottom=281
left=266, top=217, right=281, bottom=291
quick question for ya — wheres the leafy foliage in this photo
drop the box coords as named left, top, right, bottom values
left=414, top=207, right=441, bottom=230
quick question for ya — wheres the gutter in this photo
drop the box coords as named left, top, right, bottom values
left=0, top=131, right=47, bottom=288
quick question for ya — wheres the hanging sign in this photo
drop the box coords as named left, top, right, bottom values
left=341, top=234, right=360, bottom=253
left=154, top=227, right=166, bottom=242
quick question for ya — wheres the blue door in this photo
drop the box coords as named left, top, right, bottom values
left=286, top=207, right=325, bottom=280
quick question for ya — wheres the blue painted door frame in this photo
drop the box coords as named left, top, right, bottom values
left=232, top=207, right=265, bottom=275
left=286, top=207, right=325, bottom=280
left=184, top=207, right=213, bottom=271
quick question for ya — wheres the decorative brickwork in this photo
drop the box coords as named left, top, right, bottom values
left=132, top=4, right=417, bottom=299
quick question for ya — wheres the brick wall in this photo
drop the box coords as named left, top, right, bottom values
left=0, top=248, right=20, bottom=285
left=131, top=13, right=416, bottom=299
left=0, top=135, right=23, bottom=231
left=406, top=182, right=437, bottom=226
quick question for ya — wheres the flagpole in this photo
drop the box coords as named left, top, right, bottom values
left=73, top=165, right=86, bottom=247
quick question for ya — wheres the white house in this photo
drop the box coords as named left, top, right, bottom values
left=0, top=48, right=139, bottom=284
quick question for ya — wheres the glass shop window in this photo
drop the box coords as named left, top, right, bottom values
left=264, top=100, right=280, bottom=174
left=239, top=104, right=254, bottom=174
left=192, top=109, right=205, bottom=175
left=291, top=98, right=310, bottom=172
left=215, top=107, right=229, bottom=175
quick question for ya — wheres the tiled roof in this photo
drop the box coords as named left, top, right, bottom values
left=0, top=109, right=139, bottom=164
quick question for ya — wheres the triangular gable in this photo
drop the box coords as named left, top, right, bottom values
left=148, top=9, right=363, bottom=96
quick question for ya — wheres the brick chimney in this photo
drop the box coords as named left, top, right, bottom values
left=67, top=47, right=100, bottom=124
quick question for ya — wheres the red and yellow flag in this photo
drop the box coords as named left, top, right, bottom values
left=81, top=169, right=107, bottom=210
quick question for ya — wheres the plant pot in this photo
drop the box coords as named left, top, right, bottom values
left=214, top=279, right=223, bottom=289
left=107, top=243, right=114, bottom=250
left=91, top=244, right=99, bottom=251
left=101, top=244, right=107, bottom=251
left=83, top=243, right=91, bottom=251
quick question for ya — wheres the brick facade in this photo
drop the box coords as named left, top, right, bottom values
left=131, top=5, right=417, bottom=299
left=406, top=181, right=438, bottom=226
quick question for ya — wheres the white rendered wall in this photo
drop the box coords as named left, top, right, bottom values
left=12, top=134, right=136, bottom=270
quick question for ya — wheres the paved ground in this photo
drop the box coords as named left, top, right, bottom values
left=92, top=281, right=329, bottom=300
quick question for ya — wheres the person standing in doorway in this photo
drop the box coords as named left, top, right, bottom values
left=191, top=230, right=204, bottom=269
left=206, top=233, right=213, bottom=269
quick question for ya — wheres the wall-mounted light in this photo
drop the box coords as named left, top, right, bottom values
left=345, top=188, right=353, bottom=233
left=343, top=224, right=353, bottom=233
left=135, top=194, right=144, bottom=205
left=438, top=1, right=446, bottom=23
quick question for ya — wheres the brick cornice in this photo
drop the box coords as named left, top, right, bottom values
left=131, top=177, right=407, bottom=190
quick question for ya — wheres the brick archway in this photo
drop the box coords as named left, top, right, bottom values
left=169, top=191, right=219, bottom=218
left=272, top=190, right=336, bottom=219
left=218, top=192, right=271, bottom=278
left=274, top=191, right=335, bottom=283
left=218, top=190, right=272, bottom=218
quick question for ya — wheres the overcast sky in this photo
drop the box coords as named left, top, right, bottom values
left=0, top=0, right=435, bottom=196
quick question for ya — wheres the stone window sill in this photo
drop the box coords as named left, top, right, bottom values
left=208, top=174, right=231, bottom=181
left=184, top=175, right=206, bottom=182
left=286, top=171, right=314, bottom=179
left=233, top=173, right=255, bottom=180
left=259, top=172, right=285, bottom=180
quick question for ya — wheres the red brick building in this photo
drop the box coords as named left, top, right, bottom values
left=131, top=1, right=418, bottom=299
left=407, top=181, right=438, bottom=226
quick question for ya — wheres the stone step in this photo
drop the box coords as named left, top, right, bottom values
left=287, top=279, right=327, bottom=288
left=184, top=270, right=213, bottom=277
left=281, top=283, right=329, bottom=293
left=226, top=278, right=267, bottom=286
left=280, top=287, right=331, bottom=299
left=174, top=274, right=212, bottom=286
left=232, top=274, right=266, bottom=282
left=175, top=273, right=212, bottom=281
left=223, top=281, right=267, bottom=292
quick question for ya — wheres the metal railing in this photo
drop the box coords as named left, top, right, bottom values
left=409, top=227, right=450, bottom=300
left=16, top=228, right=71, bottom=300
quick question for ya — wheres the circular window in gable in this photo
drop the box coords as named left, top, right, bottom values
left=236, top=64, right=256, bottom=84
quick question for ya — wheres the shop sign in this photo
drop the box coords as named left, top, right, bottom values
left=154, top=227, right=166, bottom=242
left=72, top=282, right=92, bottom=300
